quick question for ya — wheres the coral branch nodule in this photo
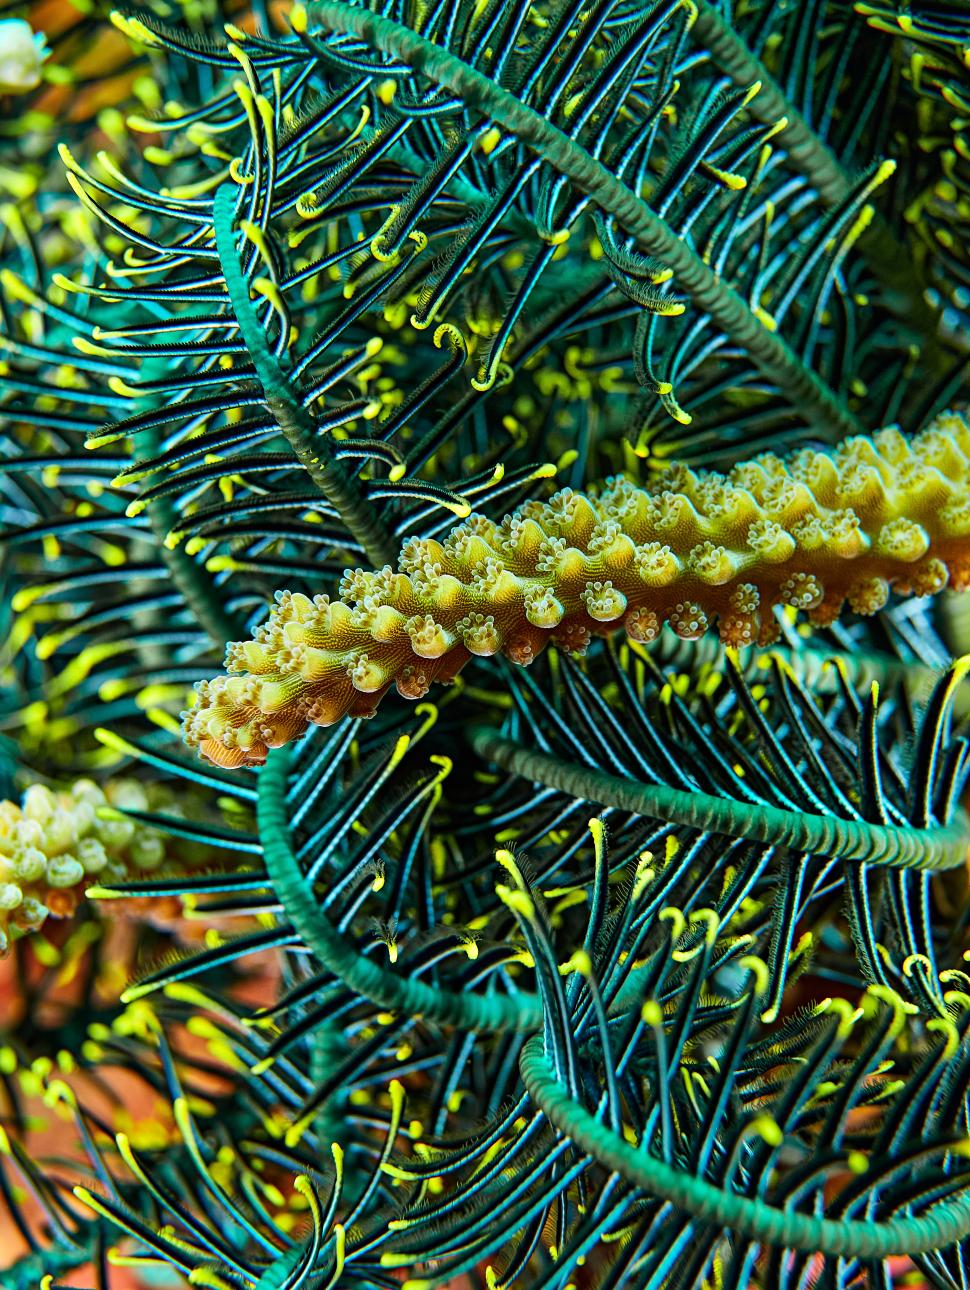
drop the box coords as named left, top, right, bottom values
left=183, top=414, right=970, bottom=767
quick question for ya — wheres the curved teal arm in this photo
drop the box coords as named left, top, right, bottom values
left=470, top=727, right=970, bottom=871
left=258, top=746, right=542, bottom=1032
left=520, top=1035, right=970, bottom=1257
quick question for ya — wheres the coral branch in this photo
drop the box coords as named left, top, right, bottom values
left=183, top=413, right=970, bottom=767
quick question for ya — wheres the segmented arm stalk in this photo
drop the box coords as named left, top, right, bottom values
left=306, top=0, right=864, bottom=439
left=213, top=183, right=395, bottom=568
left=258, top=747, right=655, bottom=1030
left=470, top=727, right=970, bottom=871
left=143, top=424, right=244, bottom=648
left=258, top=745, right=542, bottom=1032
left=520, top=1035, right=970, bottom=1257
left=690, top=0, right=948, bottom=367
left=1, top=1232, right=106, bottom=1290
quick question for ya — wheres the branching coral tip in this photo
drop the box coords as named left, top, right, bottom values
left=183, top=413, right=970, bottom=767
left=0, top=20, right=48, bottom=94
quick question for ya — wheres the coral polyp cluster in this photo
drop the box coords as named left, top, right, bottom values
left=0, top=778, right=212, bottom=948
left=185, top=413, right=970, bottom=767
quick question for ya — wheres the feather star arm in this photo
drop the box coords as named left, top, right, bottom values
left=183, top=413, right=970, bottom=768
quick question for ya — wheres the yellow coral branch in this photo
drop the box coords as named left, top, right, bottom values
left=183, top=413, right=970, bottom=768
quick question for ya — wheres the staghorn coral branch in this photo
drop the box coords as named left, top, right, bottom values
left=0, top=777, right=221, bottom=951
left=183, top=413, right=970, bottom=768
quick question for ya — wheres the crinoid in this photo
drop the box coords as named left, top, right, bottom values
left=2, top=0, right=970, bottom=1287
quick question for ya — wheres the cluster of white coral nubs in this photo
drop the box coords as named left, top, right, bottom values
left=0, top=20, right=47, bottom=94
left=182, top=413, right=970, bottom=768
left=0, top=779, right=191, bottom=950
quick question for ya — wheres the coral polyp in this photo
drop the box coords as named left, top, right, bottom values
left=0, top=777, right=233, bottom=947
left=185, top=414, right=970, bottom=767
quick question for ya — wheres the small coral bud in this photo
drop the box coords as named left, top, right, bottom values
left=96, top=814, right=136, bottom=849
left=44, top=809, right=78, bottom=855
left=523, top=586, right=565, bottom=629
left=506, top=635, right=537, bottom=666
left=625, top=607, right=660, bottom=642
left=77, top=838, right=108, bottom=874
left=687, top=542, right=738, bottom=585
left=909, top=558, right=949, bottom=596
left=46, top=855, right=85, bottom=889
left=17, top=898, right=47, bottom=930
left=406, top=615, right=454, bottom=659
left=780, top=572, right=824, bottom=610
left=109, top=783, right=149, bottom=813
left=129, top=835, right=166, bottom=871
left=553, top=621, right=591, bottom=653
left=940, top=503, right=970, bottom=537
left=71, top=780, right=105, bottom=806
left=11, top=846, right=46, bottom=883
left=654, top=491, right=701, bottom=537
left=720, top=614, right=759, bottom=647
left=396, top=666, right=430, bottom=700
left=848, top=576, right=890, bottom=615
left=837, top=464, right=885, bottom=510
left=947, top=556, right=970, bottom=592
left=746, top=519, right=796, bottom=563
left=876, top=518, right=930, bottom=561
left=730, top=583, right=761, bottom=614
left=669, top=602, right=710, bottom=639
left=791, top=515, right=828, bottom=551
left=581, top=580, right=627, bottom=622
left=789, top=450, right=839, bottom=497
left=828, top=509, right=869, bottom=558
left=633, top=542, right=680, bottom=586
left=22, top=785, right=55, bottom=824
left=0, top=20, right=48, bottom=94
left=348, top=653, right=389, bottom=692
left=457, top=613, right=503, bottom=656
left=0, top=884, right=22, bottom=911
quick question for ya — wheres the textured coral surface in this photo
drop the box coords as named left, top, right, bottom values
left=185, top=413, right=970, bottom=766
left=0, top=778, right=217, bottom=947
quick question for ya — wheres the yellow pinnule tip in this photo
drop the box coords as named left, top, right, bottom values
left=120, top=983, right=155, bottom=1003
left=108, top=375, right=145, bottom=398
